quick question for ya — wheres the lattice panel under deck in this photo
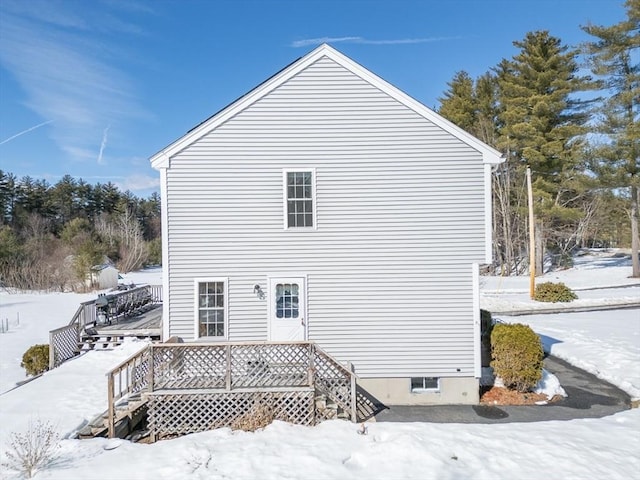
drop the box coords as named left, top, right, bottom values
left=152, top=345, right=226, bottom=390
left=147, top=390, right=315, bottom=438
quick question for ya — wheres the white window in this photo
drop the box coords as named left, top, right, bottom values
left=194, top=278, right=228, bottom=338
left=411, top=377, right=440, bottom=393
left=284, top=169, right=316, bottom=229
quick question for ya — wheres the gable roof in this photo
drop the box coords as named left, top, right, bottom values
left=150, top=44, right=503, bottom=169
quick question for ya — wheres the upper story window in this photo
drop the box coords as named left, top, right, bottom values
left=284, top=170, right=315, bottom=229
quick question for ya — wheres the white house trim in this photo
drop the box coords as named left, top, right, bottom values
left=484, top=163, right=493, bottom=265
left=472, top=262, right=481, bottom=378
left=150, top=44, right=504, bottom=170
left=160, top=167, right=170, bottom=341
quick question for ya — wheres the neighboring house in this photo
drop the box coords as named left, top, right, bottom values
left=150, top=44, right=502, bottom=405
left=88, top=262, right=119, bottom=290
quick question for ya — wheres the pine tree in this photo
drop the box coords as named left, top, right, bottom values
left=438, top=71, right=500, bottom=145
left=438, top=71, right=477, bottom=133
left=496, top=31, right=597, bottom=273
left=582, top=0, right=640, bottom=277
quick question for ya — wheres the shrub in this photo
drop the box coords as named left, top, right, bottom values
left=534, top=282, right=577, bottom=303
left=21, top=344, right=50, bottom=377
left=490, top=323, right=544, bottom=392
left=231, top=403, right=275, bottom=432
left=1, top=419, right=60, bottom=478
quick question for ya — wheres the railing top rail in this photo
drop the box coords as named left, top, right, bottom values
left=105, top=344, right=151, bottom=377
left=150, top=341, right=355, bottom=376
left=105, top=340, right=356, bottom=386
left=153, top=340, right=313, bottom=348
left=67, top=304, right=86, bottom=326
left=50, top=323, right=78, bottom=335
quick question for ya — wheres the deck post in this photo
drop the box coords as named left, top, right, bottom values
left=107, top=373, right=115, bottom=438
left=348, top=361, right=357, bottom=423
left=307, top=343, right=315, bottom=387
left=147, top=345, right=154, bottom=392
left=225, top=345, right=232, bottom=391
left=48, top=331, right=56, bottom=371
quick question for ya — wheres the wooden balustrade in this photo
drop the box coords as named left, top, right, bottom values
left=105, top=341, right=358, bottom=439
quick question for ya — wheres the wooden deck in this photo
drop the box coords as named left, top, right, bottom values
left=49, top=285, right=163, bottom=368
left=85, top=303, right=162, bottom=339
left=103, top=341, right=363, bottom=441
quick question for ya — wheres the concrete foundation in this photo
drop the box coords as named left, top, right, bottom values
left=358, top=376, right=480, bottom=405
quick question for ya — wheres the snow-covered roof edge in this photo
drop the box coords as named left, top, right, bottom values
left=150, top=44, right=504, bottom=169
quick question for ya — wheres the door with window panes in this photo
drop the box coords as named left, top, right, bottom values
left=268, top=277, right=306, bottom=341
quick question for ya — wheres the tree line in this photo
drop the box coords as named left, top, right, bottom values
left=438, top=0, right=639, bottom=277
left=0, top=171, right=161, bottom=291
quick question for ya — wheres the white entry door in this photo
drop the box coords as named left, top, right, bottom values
left=268, top=277, right=306, bottom=341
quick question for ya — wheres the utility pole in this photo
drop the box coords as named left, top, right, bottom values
left=527, top=166, right=535, bottom=299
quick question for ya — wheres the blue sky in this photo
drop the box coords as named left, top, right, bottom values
left=0, top=0, right=624, bottom=197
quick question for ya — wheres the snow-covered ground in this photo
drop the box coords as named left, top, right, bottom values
left=0, top=266, right=162, bottom=394
left=0, top=258, right=639, bottom=479
left=481, top=250, right=639, bottom=312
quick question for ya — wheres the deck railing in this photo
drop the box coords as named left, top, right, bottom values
left=106, top=341, right=358, bottom=438
left=48, top=285, right=162, bottom=370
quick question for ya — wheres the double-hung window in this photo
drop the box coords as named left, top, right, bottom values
left=284, top=170, right=315, bottom=229
left=195, top=279, right=227, bottom=338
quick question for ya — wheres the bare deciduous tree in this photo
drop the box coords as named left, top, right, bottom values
left=114, top=208, right=148, bottom=273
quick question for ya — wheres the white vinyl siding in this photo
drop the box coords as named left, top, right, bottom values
left=163, top=56, right=487, bottom=377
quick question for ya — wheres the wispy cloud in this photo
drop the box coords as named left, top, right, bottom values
left=291, top=36, right=461, bottom=48
left=0, top=120, right=53, bottom=145
left=114, top=174, right=160, bottom=192
left=97, top=125, right=111, bottom=165
left=0, top=2, right=150, bottom=163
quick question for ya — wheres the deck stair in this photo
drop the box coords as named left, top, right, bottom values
left=78, top=394, right=148, bottom=439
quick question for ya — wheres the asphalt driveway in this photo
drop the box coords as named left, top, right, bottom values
left=374, top=355, right=632, bottom=424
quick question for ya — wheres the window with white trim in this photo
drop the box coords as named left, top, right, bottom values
left=285, top=170, right=314, bottom=228
left=195, top=279, right=227, bottom=338
left=411, top=377, right=440, bottom=393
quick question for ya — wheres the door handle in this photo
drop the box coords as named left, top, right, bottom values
left=301, top=318, right=305, bottom=326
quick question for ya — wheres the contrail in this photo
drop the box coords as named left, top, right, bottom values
left=0, top=120, right=53, bottom=145
left=97, top=125, right=110, bottom=165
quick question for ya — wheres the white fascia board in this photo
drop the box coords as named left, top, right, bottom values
left=472, top=263, right=481, bottom=378
left=150, top=43, right=505, bottom=170
left=159, top=167, right=170, bottom=341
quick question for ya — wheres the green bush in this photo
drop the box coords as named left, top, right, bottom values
left=534, top=282, right=577, bottom=302
left=490, top=323, right=544, bottom=392
left=21, top=344, right=49, bottom=377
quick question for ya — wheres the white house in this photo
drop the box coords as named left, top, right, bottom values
left=150, top=44, right=502, bottom=405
